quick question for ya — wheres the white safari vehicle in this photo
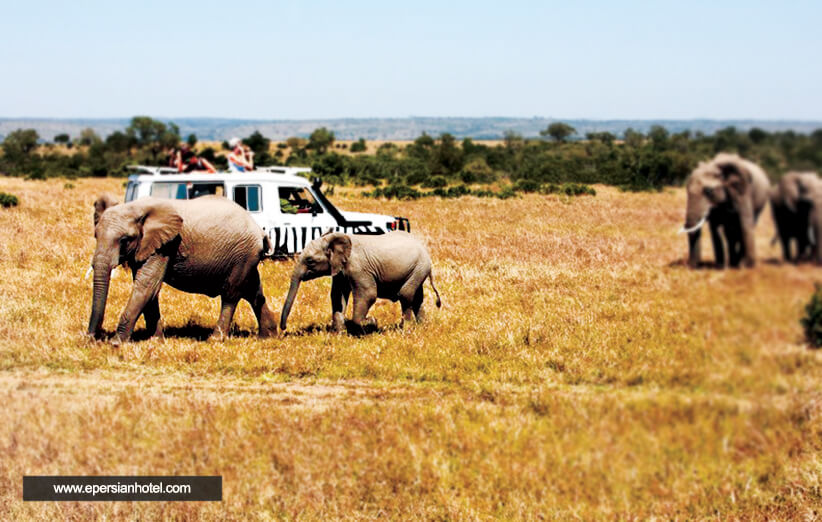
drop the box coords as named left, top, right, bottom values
left=124, top=166, right=410, bottom=257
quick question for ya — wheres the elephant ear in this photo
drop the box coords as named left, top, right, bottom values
left=796, top=174, right=818, bottom=202
left=135, top=201, right=183, bottom=262
left=717, top=156, right=752, bottom=197
left=325, top=233, right=352, bottom=276
left=93, top=193, right=119, bottom=227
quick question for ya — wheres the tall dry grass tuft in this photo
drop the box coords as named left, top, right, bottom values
left=0, top=177, right=821, bottom=519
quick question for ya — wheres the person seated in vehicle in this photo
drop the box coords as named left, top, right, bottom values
left=166, top=146, right=180, bottom=168
left=176, top=144, right=216, bottom=173
left=227, top=137, right=254, bottom=172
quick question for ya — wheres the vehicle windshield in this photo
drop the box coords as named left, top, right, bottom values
left=279, top=186, right=323, bottom=215
left=150, top=181, right=224, bottom=200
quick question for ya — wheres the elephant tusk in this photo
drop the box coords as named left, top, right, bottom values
left=678, top=215, right=708, bottom=234
left=84, top=264, right=118, bottom=281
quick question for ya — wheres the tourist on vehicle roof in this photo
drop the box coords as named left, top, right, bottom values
left=228, top=137, right=254, bottom=172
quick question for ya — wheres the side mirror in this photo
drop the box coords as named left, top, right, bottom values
left=312, top=177, right=322, bottom=190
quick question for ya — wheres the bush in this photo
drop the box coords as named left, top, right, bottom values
left=460, top=157, right=496, bottom=183
left=514, top=179, right=542, bottom=193
left=432, top=185, right=472, bottom=198
left=541, top=182, right=596, bottom=196
left=800, top=284, right=822, bottom=348
left=0, top=192, right=19, bottom=208
left=350, top=138, right=367, bottom=153
left=422, top=175, right=447, bottom=188
left=365, top=184, right=422, bottom=200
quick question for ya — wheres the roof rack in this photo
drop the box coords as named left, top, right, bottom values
left=127, top=165, right=313, bottom=176
left=127, top=165, right=179, bottom=175
left=255, top=166, right=313, bottom=176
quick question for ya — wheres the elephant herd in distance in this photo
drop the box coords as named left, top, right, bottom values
left=86, top=152, right=818, bottom=344
left=682, top=152, right=822, bottom=269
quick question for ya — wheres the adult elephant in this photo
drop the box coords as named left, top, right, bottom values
left=280, top=231, right=441, bottom=335
left=88, top=195, right=277, bottom=345
left=770, top=171, right=819, bottom=263
left=680, top=153, right=770, bottom=268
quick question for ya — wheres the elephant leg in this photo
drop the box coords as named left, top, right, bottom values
left=142, top=294, right=164, bottom=340
left=728, top=238, right=742, bottom=268
left=810, top=206, right=822, bottom=265
left=243, top=271, right=277, bottom=338
left=211, top=298, right=238, bottom=340
left=114, top=255, right=169, bottom=345
left=399, top=296, right=415, bottom=327
left=723, top=218, right=743, bottom=268
left=398, top=274, right=426, bottom=326
left=350, top=286, right=377, bottom=335
left=687, top=229, right=702, bottom=268
left=709, top=221, right=725, bottom=268
left=738, top=203, right=757, bottom=268
left=412, top=286, right=426, bottom=323
left=330, top=275, right=351, bottom=333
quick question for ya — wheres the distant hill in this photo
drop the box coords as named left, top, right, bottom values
left=2, top=116, right=821, bottom=142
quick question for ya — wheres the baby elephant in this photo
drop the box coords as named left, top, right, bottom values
left=280, top=231, right=441, bottom=334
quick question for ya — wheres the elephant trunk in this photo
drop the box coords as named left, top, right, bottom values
left=280, top=265, right=306, bottom=330
left=682, top=194, right=710, bottom=234
left=88, top=261, right=113, bottom=337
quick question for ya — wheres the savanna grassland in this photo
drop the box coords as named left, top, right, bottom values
left=0, top=177, right=821, bottom=520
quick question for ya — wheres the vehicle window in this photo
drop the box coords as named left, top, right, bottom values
left=125, top=181, right=137, bottom=202
left=233, top=185, right=262, bottom=212
left=150, top=182, right=188, bottom=199
left=279, top=187, right=322, bottom=215
left=149, top=182, right=224, bottom=200
left=189, top=182, right=224, bottom=199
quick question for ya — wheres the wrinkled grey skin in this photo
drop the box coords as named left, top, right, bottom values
left=88, top=194, right=277, bottom=345
left=683, top=153, right=770, bottom=268
left=770, top=171, right=819, bottom=263
left=280, top=231, right=442, bottom=334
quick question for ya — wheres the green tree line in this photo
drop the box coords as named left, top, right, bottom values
left=2, top=117, right=822, bottom=194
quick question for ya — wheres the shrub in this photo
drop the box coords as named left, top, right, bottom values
left=0, top=192, right=19, bottom=208
left=541, top=182, right=596, bottom=196
left=800, top=284, right=822, bottom=348
left=422, top=175, right=447, bottom=188
left=432, top=185, right=472, bottom=198
left=460, top=157, right=496, bottom=183
left=366, top=184, right=422, bottom=200
left=350, top=139, right=367, bottom=153
left=514, top=179, right=542, bottom=193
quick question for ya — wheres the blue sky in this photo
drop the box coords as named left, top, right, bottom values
left=1, top=1, right=820, bottom=120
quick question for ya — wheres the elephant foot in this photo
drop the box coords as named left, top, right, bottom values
left=209, top=327, right=227, bottom=342
left=331, top=313, right=346, bottom=334
left=258, top=324, right=277, bottom=338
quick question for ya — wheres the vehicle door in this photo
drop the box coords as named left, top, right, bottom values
left=269, top=184, right=335, bottom=256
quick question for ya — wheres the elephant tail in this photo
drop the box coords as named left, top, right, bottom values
left=428, top=271, right=442, bottom=308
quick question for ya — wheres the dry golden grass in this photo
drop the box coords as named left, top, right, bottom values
left=0, top=177, right=821, bottom=519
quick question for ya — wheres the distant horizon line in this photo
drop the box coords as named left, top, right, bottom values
left=3, top=116, right=822, bottom=123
